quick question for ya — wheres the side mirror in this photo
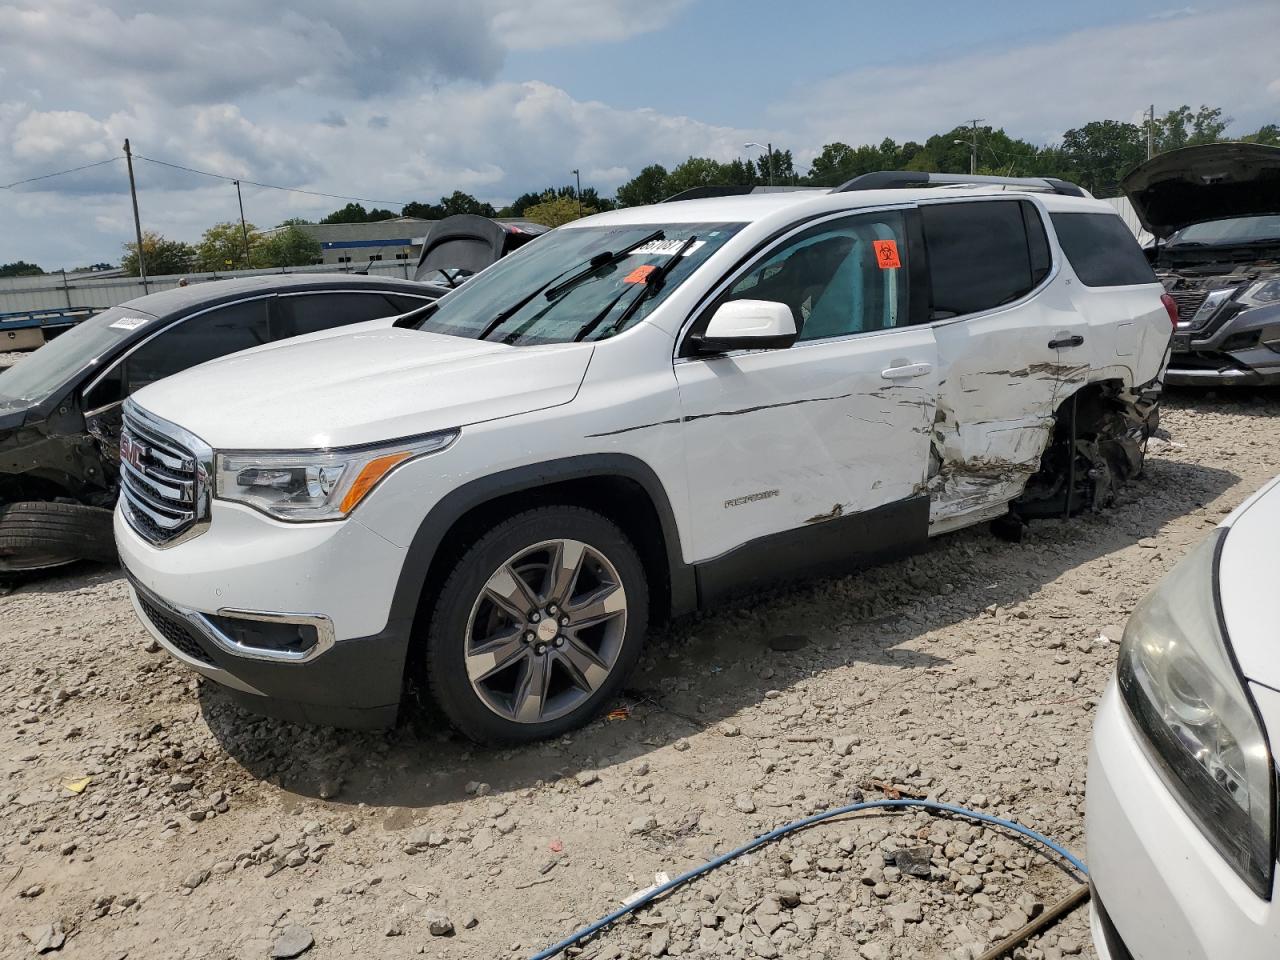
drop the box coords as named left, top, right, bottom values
left=690, top=299, right=798, bottom=354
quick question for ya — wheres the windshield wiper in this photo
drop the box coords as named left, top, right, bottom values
left=574, top=235, right=697, bottom=343
left=475, top=230, right=666, bottom=343
left=543, top=230, right=664, bottom=302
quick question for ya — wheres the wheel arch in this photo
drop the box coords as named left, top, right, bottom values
left=388, top=454, right=695, bottom=666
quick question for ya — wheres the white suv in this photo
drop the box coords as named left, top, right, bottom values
left=115, top=173, right=1174, bottom=742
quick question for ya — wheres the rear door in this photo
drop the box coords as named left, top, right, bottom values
left=919, top=198, right=1084, bottom=533
left=674, top=208, right=938, bottom=591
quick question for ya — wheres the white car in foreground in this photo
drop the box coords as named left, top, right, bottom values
left=1088, top=476, right=1280, bottom=958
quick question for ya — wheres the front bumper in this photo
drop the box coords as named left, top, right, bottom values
left=1086, top=683, right=1280, bottom=959
left=116, top=501, right=414, bottom=729
left=1166, top=304, right=1280, bottom=386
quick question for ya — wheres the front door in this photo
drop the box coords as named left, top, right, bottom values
left=674, top=208, right=938, bottom=595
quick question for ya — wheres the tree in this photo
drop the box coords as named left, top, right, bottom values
left=523, top=194, right=596, bottom=228
left=1153, top=104, right=1232, bottom=152
left=438, top=191, right=497, bottom=218
left=121, top=232, right=195, bottom=277
left=195, top=221, right=257, bottom=272
left=252, top=225, right=321, bottom=268
left=321, top=202, right=372, bottom=224
left=1243, top=124, right=1280, bottom=146
left=1060, top=120, right=1146, bottom=196
left=402, top=200, right=444, bottom=219
left=0, top=261, right=44, bottom=277
left=616, top=164, right=670, bottom=207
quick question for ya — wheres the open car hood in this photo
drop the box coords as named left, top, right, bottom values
left=1122, top=142, right=1280, bottom=239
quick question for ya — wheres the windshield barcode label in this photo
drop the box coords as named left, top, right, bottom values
left=630, top=239, right=706, bottom=257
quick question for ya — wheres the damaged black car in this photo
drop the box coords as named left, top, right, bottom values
left=0, top=273, right=444, bottom=573
left=1123, top=141, right=1280, bottom=386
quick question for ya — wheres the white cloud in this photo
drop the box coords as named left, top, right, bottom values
left=774, top=2, right=1280, bottom=161
left=1, top=0, right=1277, bottom=268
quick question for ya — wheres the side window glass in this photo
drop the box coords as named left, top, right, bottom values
left=121, top=299, right=271, bottom=394
left=921, top=200, right=1041, bottom=319
left=1050, top=213, right=1158, bottom=287
left=1023, top=201, right=1052, bottom=286
left=274, top=293, right=407, bottom=338
left=721, top=210, right=910, bottom=342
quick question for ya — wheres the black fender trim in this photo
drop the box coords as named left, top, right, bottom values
left=385, top=453, right=697, bottom=633
left=693, top=494, right=929, bottom=607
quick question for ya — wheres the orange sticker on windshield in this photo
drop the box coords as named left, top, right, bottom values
left=873, top=239, right=901, bottom=269
left=624, top=264, right=656, bottom=284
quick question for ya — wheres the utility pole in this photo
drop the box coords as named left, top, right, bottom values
left=965, top=119, right=983, bottom=176
left=744, top=142, right=774, bottom=186
left=571, top=169, right=582, bottom=219
left=233, top=180, right=251, bottom=269
left=123, top=138, right=148, bottom=292
left=1146, top=104, right=1155, bottom=159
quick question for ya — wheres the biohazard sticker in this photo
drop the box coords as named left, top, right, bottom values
left=623, top=265, right=657, bottom=283
left=872, top=239, right=901, bottom=269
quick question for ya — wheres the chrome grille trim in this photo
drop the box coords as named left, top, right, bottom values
left=119, top=400, right=213, bottom=548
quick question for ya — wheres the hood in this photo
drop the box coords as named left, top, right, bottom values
left=131, top=327, right=593, bottom=449
left=1122, top=142, right=1280, bottom=239
left=1216, top=476, right=1280, bottom=690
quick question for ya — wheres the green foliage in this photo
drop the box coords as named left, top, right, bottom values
left=1060, top=120, right=1147, bottom=196
left=121, top=232, right=195, bottom=277
left=1153, top=104, right=1232, bottom=151
left=399, top=192, right=497, bottom=220
left=320, top=202, right=374, bottom=224
left=0, top=260, right=44, bottom=277
left=616, top=164, right=670, bottom=207
left=1243, top=124, right=1280, bottom=146
left=194, top=221, right=257, bottom=272
left=522, top=194, right=596, bottom=228
left=252, top=225, right=321, bottom=268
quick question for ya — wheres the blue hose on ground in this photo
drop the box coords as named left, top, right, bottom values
left=527, top=797, right=1088, bottom=960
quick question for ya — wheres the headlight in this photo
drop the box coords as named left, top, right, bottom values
left=213, top=429, right=458, bottom=521
left=1118, top=529, right=1275, bottom=898
left=1238, top=278, right=1280, bottom=307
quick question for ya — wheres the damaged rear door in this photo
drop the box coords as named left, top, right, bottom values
left=676, top=208, right=938, bottom=583
left=919, top=198, right=1086, bottom=532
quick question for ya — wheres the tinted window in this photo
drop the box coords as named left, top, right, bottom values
left=921, top=200, right=1047, bottom=318
left=85, top=298, right=271, bottom=409
left=275, top=292, right=426, bottom=337
left=722, top=210, right=910, bottom=341
left=1051, top=213, right=1158, bottom=287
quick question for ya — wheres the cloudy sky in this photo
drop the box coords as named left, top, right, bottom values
left=2, top=0, right=1277, bottom=268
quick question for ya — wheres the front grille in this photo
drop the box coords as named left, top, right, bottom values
left=136, top=590, right=215, bottom=665
left=119, top=407, right=207, bottom=547
left=1170, top=290, right=1209, bottom=327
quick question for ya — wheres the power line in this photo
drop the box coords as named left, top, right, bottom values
left=133, top=154, right=409, bottom=207
left=0, top=156, right=122, bottom=190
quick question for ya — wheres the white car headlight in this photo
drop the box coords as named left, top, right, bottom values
left=214, top=429, right=458, bottom=521
left=1118, top=529, right=1275, bottom=898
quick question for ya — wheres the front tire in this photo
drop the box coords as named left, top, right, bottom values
left=425, top=507, right=649, bottom=745
left=0, top=501, right=116, bottom=573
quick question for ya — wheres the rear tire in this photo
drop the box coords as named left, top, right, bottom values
left=424, top=506, right=648, bottom=745
left=0, top=501, right=116, bottom=572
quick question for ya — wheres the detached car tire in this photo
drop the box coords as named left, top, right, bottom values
left=426, top=507, right=648, bottom=744
left=0, top=501, right=117, bottom=572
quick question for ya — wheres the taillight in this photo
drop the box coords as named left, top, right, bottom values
left=1161, top=293, right=1179, bottom=327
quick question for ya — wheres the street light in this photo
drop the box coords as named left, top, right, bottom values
left=744, top=141, right=773, bottom=186
left=571, top=168, right=582, bottom=219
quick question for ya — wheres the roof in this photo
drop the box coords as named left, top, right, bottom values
left=578, top=185, right=1111, bottom=228
left=119, top=272, right=442, bottom=319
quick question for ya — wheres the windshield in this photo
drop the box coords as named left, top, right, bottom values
left=0, top=305, right=155, bottom=403
left=1168, top=215, right=1280, bottom=247
left=415, top=222, right=743, bottom=345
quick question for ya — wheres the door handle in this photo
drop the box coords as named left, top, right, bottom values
left=1048, top=334, right=1084, bottom=349
left=880, top=361, right=933, bottom=380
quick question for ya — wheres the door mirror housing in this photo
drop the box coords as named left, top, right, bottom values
left=691, top=299, right=798, bottom=354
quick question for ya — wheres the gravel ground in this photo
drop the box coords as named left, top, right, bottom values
left=2, top=388, right=1278, bottom=960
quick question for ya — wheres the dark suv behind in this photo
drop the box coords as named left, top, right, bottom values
left=1123, top=142, right=1280, bottom=386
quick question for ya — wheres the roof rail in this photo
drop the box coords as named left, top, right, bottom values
left=832, top=171, right=1089, bottom=198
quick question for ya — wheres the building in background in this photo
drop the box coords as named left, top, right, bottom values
left=287, top=217, right=433, bottom=266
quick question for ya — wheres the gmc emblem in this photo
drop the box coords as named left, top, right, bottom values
left=120, top=432, right=145, bottom=471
